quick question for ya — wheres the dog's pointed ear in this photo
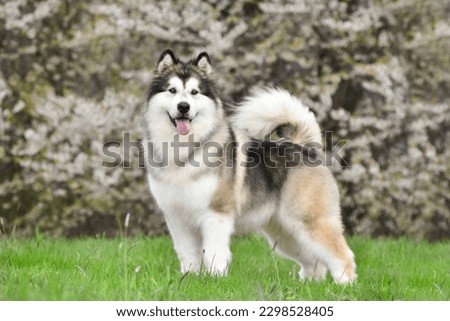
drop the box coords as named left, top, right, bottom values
left=157, top=49, right=177, bottom=73
left=195, top=52, right=212, bottom=76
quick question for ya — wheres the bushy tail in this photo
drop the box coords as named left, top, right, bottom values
left=231, top=87, right=321, bottom=145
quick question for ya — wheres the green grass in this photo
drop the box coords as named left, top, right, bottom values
left=0, top=235, right=448, bottom=300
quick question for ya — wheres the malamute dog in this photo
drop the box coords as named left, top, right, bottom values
left=143, top=50, right=356, bottom=284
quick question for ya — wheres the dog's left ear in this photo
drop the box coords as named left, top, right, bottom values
left=195, top=52, right=212, bottom=76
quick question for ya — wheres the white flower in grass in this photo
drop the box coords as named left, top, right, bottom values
left=125, top=213, right=130, bottom=229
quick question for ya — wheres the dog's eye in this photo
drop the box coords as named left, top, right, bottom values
left=169, top=88, right=176, bottom=94
left=191, top=90, right=198, bottom=95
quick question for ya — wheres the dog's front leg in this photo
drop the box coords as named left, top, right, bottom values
left=164, top=213, right=202, bottom=274
left=200, top=213, right=234, bottom=276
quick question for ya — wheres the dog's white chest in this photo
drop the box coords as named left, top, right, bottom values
left=148, top=174, right=218, bottom=221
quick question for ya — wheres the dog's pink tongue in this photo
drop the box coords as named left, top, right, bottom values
left=176, top=119, right=190, bottom=135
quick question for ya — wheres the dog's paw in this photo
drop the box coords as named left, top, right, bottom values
left=207, top=265, right=229, bottom=276
left=299, top=263, right=327, bottom=282
left=330, top=263, right=357, bottom=285
left=203, top=249, right=231, bottom=276
left=331, top=271, right=357, bottom=285
left=180, top=262, right=201, bottom=275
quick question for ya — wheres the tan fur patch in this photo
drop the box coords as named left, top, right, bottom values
left=208, top=127, right=237, bottom=216
left=210, top=173, right=235, bottom=215
left=284, top=166, right=356, bottom=278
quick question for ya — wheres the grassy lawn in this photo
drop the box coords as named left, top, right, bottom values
left=0, top=235, right=448, bottom=300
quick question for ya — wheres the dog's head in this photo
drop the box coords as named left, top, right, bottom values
left=145, top=50, right=221, bottom=140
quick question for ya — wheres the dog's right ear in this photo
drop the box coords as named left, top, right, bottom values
left=157, top=49, right=177, bottom=73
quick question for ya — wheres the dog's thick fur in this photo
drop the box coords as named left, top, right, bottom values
left=142, top=50, right=356, bottom=284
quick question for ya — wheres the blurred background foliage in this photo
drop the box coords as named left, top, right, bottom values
left=0, top=0, right=449, bottom=240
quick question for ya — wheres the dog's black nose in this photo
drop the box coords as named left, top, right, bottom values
left=177, top=102, right=190, bottom=114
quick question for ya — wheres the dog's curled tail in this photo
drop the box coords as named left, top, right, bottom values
left=231, top=87, right=321, bottom=145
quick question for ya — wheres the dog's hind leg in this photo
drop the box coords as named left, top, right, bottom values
left=292, top=225, right=356, bottom=284
left=278, top=167, right=357, bottom=284
left=263, top=219, right=327, bottom=281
